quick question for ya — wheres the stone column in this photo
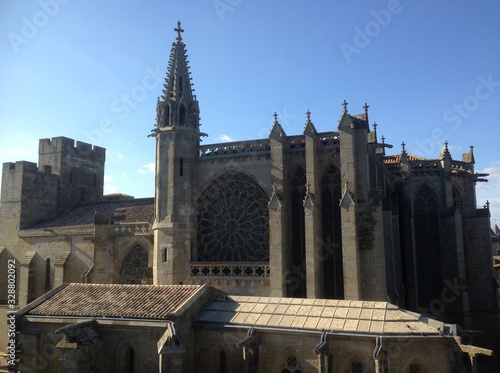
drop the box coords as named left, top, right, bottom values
left=304, top=116, right=323, bottom=298
left=269, top=118, right=289, bottom=297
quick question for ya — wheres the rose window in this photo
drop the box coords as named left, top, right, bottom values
left=197, top=171, right=269, bottom=262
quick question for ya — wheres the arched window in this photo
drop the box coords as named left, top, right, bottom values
left=281, top=356, right=302, bottom=373
left=351, top=361, right=363, bottom=373
left=414, top=184, right=442, bottom=308
left=125, top=347, right=135, bottom=373
left=321, top=164, right=343, bottom=299
left=197, top=171, right=269, bottom=262
left=163, top=105, right=170, bottom=127
left=289, top=167, right=306, bottom=297
left=179, top=105, right=186, bottom=126
left=407, top=360, right=427, bottom=373
left=120, top=246, right=148, bottom=284
left=116, top=343, right=136, bottom=373
left=452, top=187, right=462, bottom=212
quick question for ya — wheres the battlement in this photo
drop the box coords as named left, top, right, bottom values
left=39, top=137, right=106, bottom=163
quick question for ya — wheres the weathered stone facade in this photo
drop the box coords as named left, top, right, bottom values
left=1, top=22, right=499, bottom=370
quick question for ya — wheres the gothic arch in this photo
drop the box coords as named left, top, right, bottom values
left=321, top=163, right=343, bottom=299
left=119, top=245, right=148, bottom=284
left=338, top=353, right=374, bottom=373
left=273, top=347, right=305, bottom=373
left=452, top=186, right=462, bottom=212
left=413, top=183, right=443, bottom=308
left=116, top=342, right=137, bottom=373
left=404, top=359, right=428, bottom=373
left=196, top=170, right=269, bottom=262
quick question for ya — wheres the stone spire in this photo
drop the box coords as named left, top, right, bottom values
left=155, top=21, right=199, bottom=130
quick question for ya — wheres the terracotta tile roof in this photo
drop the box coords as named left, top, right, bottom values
left=384, top=153, right=427, bottom=164
left=26, top=198, right=154, bottom=229
left=197, top=295, right=445, bottom=336
left=28, top=283, right=204, bottom=319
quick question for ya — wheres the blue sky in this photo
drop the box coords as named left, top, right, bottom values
left=1, top=1, right=500, bottom=224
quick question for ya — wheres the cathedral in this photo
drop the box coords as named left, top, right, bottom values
left=1, top=23, right=499, bottom=372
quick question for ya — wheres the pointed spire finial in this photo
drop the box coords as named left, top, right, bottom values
left=470, top=145, right=474, bottom=153
left=363, top=102, right=369, bottom=115
left=485, top=200, right=490, bottom=209
left=401, top=141, right=406, bottom=153
left=174, top=21, right=184, bottom=41
left=306, top=109, right=311, bottom=122
left=381, top=135, right=385, bottom=144
left=342, top=99, right=348, bottom=113
left=273, top=111, right=278, bottom=124
left=373, top=122, right=377, bottom=132
left=445, top=140, right=449, bottom=151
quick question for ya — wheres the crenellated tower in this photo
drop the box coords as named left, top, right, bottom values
left=150, top=22, right=202, bottom=285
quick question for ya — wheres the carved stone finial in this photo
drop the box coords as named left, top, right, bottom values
left=470, top=145, right=474, bottom=153
left=342, top=99, right=348, bottom=112
left=444, top=140, right=449, bottom=151
left=486, top=200, right=490, bottom=209
left=401, top=141, right=406, bottom=153
left=306, top=110, right=311, bottom=122
left=381, top=135, right=385, bottom=144
left=174, top=21, right=184, bottom=41
left=273, top=111, right=278, bottom=124
left=373, top=122, right=377, bottom=132
left=363, top=102, right=369, bottom=115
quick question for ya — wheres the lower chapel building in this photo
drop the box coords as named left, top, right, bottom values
left=1, top=24, right=499, bottom=371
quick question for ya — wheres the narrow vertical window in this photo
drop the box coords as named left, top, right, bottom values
left=125, top=347, right=135, bottom=373
left=289, top=167, right=306, bottom=298
left=163, top=247, right=168, bottom=263
left=179, top=105, right=186, bottom=126
left=45, top=258, right=51, bottom=291
left=321, top=164, right=343, bottom=299
left=180, top=158, right=184, bottom=176
left=219, top=350, right=227, bottom=373
left=414, top=184, right=442, bottom=308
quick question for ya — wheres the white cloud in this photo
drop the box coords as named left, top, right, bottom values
left=104, top=184, right=118, bottom=194
left=137, top=162, right=155, bottom=174
left=219, top=134, right=235, bottom=142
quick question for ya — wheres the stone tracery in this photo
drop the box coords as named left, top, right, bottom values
left=197, top=171, right=269, bottom=262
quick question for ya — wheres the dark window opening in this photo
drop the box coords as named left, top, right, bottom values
left=163, top=247, right=168, bottom=263
left=290, top=167, right=306, bottom=298
left=219, top=350, right=227, bottom=373
left=125, top=347, right=135, bottom=373
left=45, top=258, right=50, bottom=291
left=414, top=184, right=442, bottom=308
left=179, top=105, right=186, bottom=126
left=352, top=361, right=363, bottom=373
left=321, top=164, right=343, bottom=299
